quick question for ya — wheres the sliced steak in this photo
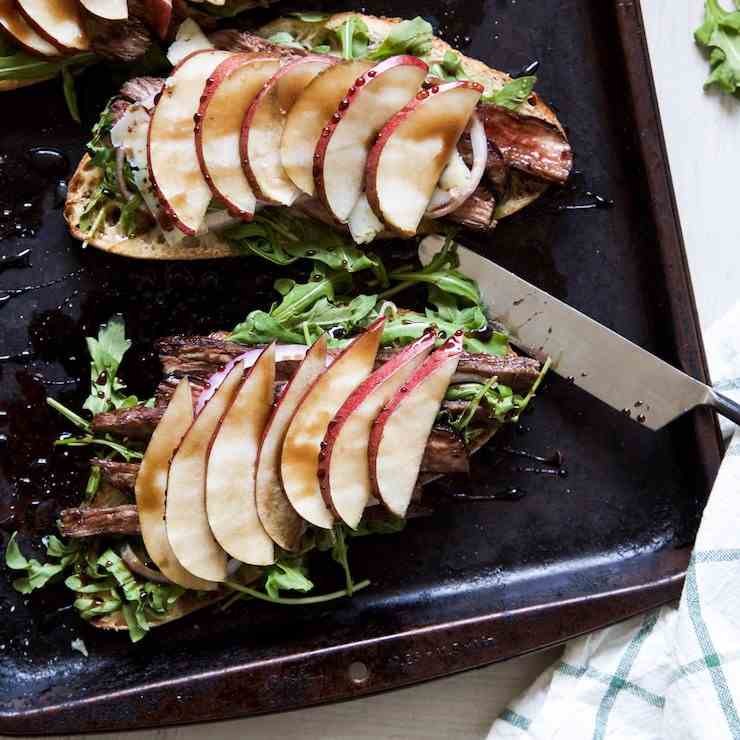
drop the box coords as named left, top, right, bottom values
left=446, top=185, right=497, bottom=231
left=119, top=76, right=164, bottom=105
left=480, top=104, right=573, bottom=185
left=59, top=505, right=140, bottom=537
left=459, top=135, right=509, bottom=196
left=209, top=29, right=305, bottom=57
left=82, top=0, right=153, bottom=62
left=91, top=459, right=139, bottom=492
left=156, top=336, right=541, bottom=392
left=60, top=500, right=431, bottom=538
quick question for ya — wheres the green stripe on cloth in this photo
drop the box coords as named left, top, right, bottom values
left=500, top=709, right=531, bottom=731
left=556, top=662, right=665, bottom=708
left=592, top=612, right=659, bottom=740
left=685, top=558, right=740, bottom=735
left=693, top=549, right=740, bottom=562
left=668, top=650, right=740, bottom=687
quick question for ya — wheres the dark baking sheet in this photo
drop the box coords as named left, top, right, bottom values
left=0, top=0, right=722, bottom=734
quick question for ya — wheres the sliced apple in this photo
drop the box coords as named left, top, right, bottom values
left=207, top=344, right=276, bottom=565
left=366, top=80, right=484, bottom=237
left=0, top=0, right=59, bottom=56
left=319, top=330, right=436, bottom=529
left=80, top=0, right=127, bottom=21
left=240, top=55, right=335, bottom=206
left=165, top=360, right=244, bottom=582
left=280, top=59, right=371, bottom=197
left=135, top=379, right=216, bottom=591
left=369, top=332, right=464, bottom=517
left=147, top=0, right=172, bottom=40
left=281, top=320, right=384, bottom=529
left=195, top=54, right=280, bottom=220
left=17, top=0, right=89, bottom=52
left=255, top=336, right=327, bottom=552
left=148, top=49, right=232, bottom=236
left=314, top=55, right=427, bottom=223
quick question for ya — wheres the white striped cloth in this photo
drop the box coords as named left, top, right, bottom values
left=489, top=302, right=740, bottom=740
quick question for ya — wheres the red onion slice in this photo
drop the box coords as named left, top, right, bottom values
left=120, top=543, right=173, bottom=584
left=194, top=344, right=311, bottom=415
left=426, top=112, right=487, bottom=219
left=115, top=147, right=135, bottom=203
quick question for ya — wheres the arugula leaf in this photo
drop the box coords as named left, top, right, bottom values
left=82, top=316, right=138, bottom=415
left=92, top=549, right=185, bottom=643
left=54, top=434, right=143, bottom=462
left=367, top=17, right=434, bottom=61
left=429, top=50, right=468, bottom=81
left=0, top=48, right=95, bottom=120
left=335, top=15, right=370, bottom=59
left=267, top=32, right=306, bottom=50
left=5, top=532, right=81, bottom=594
left=289, top=12, right=331, bottom=22
left=483, top=76, right=537, bottom=110
left=352, top=516, right=406, bottom=537
left=231, top=265, right=375, bottom=346
left=695, top=0, right=740, bottom=94
left=331, top=523, right=354, bottom=596
left=263, top=556, right=314, bottom=599
left=61, top=67, right=81, bottom=123
left=226, top=211, right=386, bottom=281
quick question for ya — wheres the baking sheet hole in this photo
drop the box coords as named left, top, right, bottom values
left=348, top=661, right=369, bottom=684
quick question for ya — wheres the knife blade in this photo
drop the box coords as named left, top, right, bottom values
left=419, top=236, right=739, bottom=431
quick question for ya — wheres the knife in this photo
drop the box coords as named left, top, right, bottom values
left=419, top=236, right=740, bottom=431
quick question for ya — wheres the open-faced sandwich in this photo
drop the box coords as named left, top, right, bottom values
left=0, top=0, right=277, bottom=98
left=6, top=236, right=548, bottom=641
left=63, top=12, right=573, bottom=258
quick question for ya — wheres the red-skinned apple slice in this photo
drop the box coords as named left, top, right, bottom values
left=255, top=336, right=327, bottom=551
left=17, top=0, right=89, bottom=52
left=280, top=59, right=371, bottom=197
left=0, top=0, right=59, bottom=56
left=80, top=0, right=127, bottom=21
left=148, top=49, right=232, bottom=236
left=281, top=319, right=384, bottom=529
left=314, top=55, right=428, bottom=223
left=206, top=344, right=276, bottom=565
left=369, top=331, right=464, bottom=517
left=165, top=359, right=244, bottom=582
left=240, top=55, right=335, bottom=205
left=319, top=330, right=436, bottom=529
left=366, top=80, right=484, bottom=237
left=195, top=54, right=280, bottom=220
left=147, top=0, right=172, bottom=39
left=135, top=378, right=216, bottom=591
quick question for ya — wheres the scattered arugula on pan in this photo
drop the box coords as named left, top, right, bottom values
left=46, top=317, right=145, bottom=500
left=695, top=0, right=740, bottom=95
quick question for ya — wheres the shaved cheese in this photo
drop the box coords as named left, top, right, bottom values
left=348, top=193, right=384, bottom=245
left=167, top=19, right=213, bottom=66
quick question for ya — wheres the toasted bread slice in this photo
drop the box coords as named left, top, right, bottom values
left=65, top=12, right=566, bottom=259
left=65, top=154, right=241, bottom=260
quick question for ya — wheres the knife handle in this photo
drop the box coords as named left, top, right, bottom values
left=707, top=390, right=740, bottom=428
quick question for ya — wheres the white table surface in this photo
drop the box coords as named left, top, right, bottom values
left=46, top=3, right=740, bottom=739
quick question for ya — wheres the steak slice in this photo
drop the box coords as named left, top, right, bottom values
left=59, top=505, right=140, bottom=537
left=480, top=104, right=573, bottom=185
